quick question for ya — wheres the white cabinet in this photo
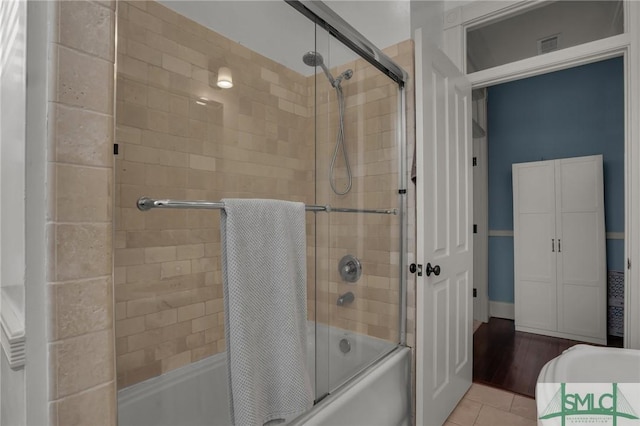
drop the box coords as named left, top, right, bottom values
left=513, top=155, right=606, bottom=344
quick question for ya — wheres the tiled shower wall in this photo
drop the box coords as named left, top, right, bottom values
left=115, top=0, right=414, bottom=389
left=47, top=1, right=117, bottom=424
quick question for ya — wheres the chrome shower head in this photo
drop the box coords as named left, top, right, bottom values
left=302, top=51, right=324, bottom=67
left=303, top=51, right=335, bottom=86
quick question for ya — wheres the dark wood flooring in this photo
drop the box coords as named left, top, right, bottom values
left=473, top=318, right=623, bottom=398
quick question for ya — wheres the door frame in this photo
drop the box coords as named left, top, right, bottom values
left=441, top=0, right=640, bottom=349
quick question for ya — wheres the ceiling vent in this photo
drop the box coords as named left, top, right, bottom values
left=538, top=34, right=560, bottom=55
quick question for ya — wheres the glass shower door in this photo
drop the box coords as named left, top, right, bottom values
left=313, top=26, right=402, bottom=395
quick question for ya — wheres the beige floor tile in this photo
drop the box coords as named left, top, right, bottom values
left=446, top=398, right=482, bottom=426
left=474, top=405, right=537, bottom=426
left=464, top=383, right=514, bottom=411
left=510, top=394, right=537, bottom=420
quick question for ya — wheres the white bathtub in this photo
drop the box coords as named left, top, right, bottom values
left=536, top=345, right=640, bottom=426
left=537, top=344, right=640, bottom=384
left=118, top=324, right=410, bottom=426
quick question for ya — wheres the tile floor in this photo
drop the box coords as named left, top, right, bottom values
left=463, top=320, right=538, bottom=425
left=445, top=383, right=538, bottom=426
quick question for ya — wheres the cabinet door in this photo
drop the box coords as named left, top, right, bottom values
left=513, top=160, right=557, bottom=331
left=556, top=156, right=607, bottom=343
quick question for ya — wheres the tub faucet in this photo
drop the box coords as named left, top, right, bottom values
left=337, top=291, right=355, bottom=306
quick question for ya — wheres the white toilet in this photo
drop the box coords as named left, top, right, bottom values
left=536, top=345, right=640, bottom=425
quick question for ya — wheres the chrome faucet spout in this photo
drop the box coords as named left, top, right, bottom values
left=337, top=291, right=355, bottom=306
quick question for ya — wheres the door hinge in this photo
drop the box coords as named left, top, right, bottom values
left=113, top=143, right=119, bottom=155
left=473, top=288, right=477, bottom=298
left=472, top=157, right=477, bottom=167
left=473, top=224, right=478, bottom=234
left=628, top=258, right=631, bottom=270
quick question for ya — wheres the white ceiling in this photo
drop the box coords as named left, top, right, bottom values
left=158, top=0, right=411, bottom=75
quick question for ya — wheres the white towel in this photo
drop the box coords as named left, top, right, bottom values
left=221, top=199, right=313, bottom=426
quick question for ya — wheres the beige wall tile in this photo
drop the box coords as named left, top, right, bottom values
left=144, top=246, right=177, bottom=263
left=50, top=277, right=113, bottom=341
left=56, top=164, right=112, bottom=222
left=128, top=39, right=162, bottom=67
left=191, top=314, right=217, bottom=333
left=161, top=350, right=192, bottom=373
left=54, top=382, right=116, bottom=426
left=54, top=104, right=113, bottom=167
left=177, top=302, right=205, bottom=322
left=56, top=45, right=114, bottom=114
left=160, top=259, right=192, bottom=279
left=176, top=244, right=204, bottom=260
left=58, top=1, right=115, bottom=61
left=50, top=330, right=114, bottom=399
left=55, top=224, right=112, bottom=281
left=145, top=309, right=178, bottom=329
left=117, top=350, right=146, bottom=371
left=189, top=154, right=216, bottom=171
left=116, top=302, right=127, bottom=320
left=49, top=2, right=117, bottom=423
left=128, top=5, right=162, bottom=33
left=125, top=263, right=161, bottom=283
left=192, top=343, right=216, bottom=362
left=115, top=317, right=145, bottom=338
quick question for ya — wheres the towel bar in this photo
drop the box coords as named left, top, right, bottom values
left=137, top=197, right=398, bottom=215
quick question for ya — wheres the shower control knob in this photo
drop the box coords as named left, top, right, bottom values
left=339, top=255, right=362, bottom=283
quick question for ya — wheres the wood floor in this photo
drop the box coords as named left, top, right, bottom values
left=473, top=318, right=622, bottom=398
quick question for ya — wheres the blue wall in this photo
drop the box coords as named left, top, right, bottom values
left=487, top=57, right=624, bottom=304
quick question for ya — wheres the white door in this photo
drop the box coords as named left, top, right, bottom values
left=415, top=28, right=473, bottom=426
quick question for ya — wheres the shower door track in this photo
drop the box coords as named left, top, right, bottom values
left=136, top=197, right=398, bottom=215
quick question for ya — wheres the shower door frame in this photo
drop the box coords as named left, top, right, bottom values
left=285, top=0, right=410, bottom=347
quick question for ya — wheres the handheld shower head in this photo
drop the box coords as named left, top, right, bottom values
left=334, top=69, right=353, bottom=87
left=302, top=51, right=354, bottom=194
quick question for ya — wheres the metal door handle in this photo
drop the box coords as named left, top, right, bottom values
left=426, top=263, right=440, bottom=277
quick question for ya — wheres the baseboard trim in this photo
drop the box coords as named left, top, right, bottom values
left=514, top=325, right=606, bottom=345
left=489, top=301, right=514, bottom=320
